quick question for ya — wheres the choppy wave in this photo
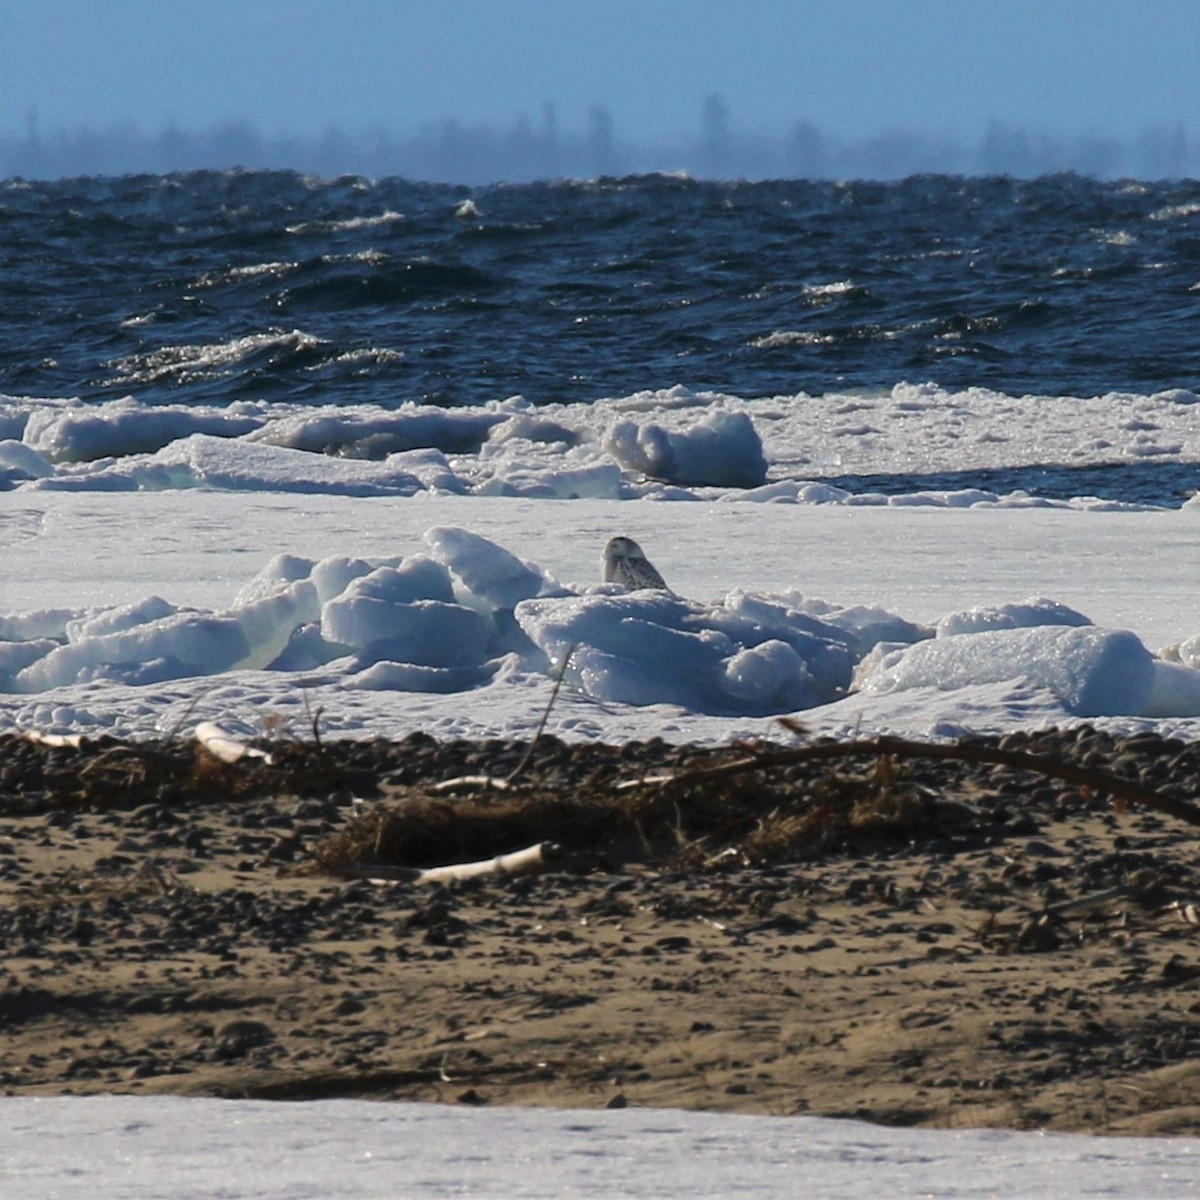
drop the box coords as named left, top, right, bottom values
left=2, top=171, right=1200, bottom=413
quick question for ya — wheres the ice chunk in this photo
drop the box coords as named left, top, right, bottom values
left=473, top=443, right=625, bottom=499
left=230, top=579, right=321, bottom=670
left=11, top=612, right=252, bottom=693
left=328, top=600, right=490, bottom=668
left=423, top=526, right=548, bottom=609
left=937, top=596, right=1091, bottom=637
left=711, top=591, right=854, bottom=691
left=23, top=400, right=263, bottom=462
left=603, top=409, right=768, bottom=488
left=721, top=640, right=818, bottom=711
left=772, top=593, right=932, bottom=656
left=727, top=480, right=853, bottom=505
left=0, top=439, right=54, bottom=479
left=1142, top=661, right=1200, bottom=718
left=257, top=405, right=502, bottom=456
left=343, top=660, right=495, bottom=692
left=321, top=559, right=459, bottom=648
left=383, top=448, right=468, bottom=494
left=66, top=596, right=178, bottom=642
left=857, top=625, right=1155, bottom=718
left=887, top=489, right=1000, bottom=508
left=0, top=609, right=84, bottom=641
left=362, top=557, right=456, bottom=605
left=34, top=434, right=426, bottom=496
left=850, top=640, right=912, bottom=691
left=516, top=590, right=850, bottom=716
left=232, top=554, right=316, bottom=607
left=265, top=622, right=339, bottom=671
left=0, top=639, right=57, bottom=684
left=1172, top=629, right=1200, bottom=670
left=486, top=413, right=581, bottom=447
left=310, top=556, right=378, bottom=604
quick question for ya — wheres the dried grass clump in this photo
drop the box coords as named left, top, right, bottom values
left=309, top=759, right=936, bottom=876
left=190, top=738, right=365, bottom=799
left=313, top=787, right=628, bottom=874
left=741, top=777, right=937, bottom=864
left=311, top=769, right=777, bottom=875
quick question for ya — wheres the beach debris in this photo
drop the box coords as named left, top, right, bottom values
left=195, top=721, right=274, bottom=765
left=20, top=731, right=86, bottom=748
left=336, top=840, right=561, bottom=886
left=648, top=728, right=1200, bottom=830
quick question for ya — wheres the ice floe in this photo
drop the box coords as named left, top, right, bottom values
left=4, top=383, right=1198, bottom=508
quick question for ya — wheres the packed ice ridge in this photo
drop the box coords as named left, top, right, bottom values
left=6, top=523, right=1200, bottom=738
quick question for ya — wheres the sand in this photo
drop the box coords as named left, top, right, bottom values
left=0, top=727, right=1198, bottom=1135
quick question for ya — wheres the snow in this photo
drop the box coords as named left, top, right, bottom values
left=0, top=1097, right=1195, bottom=1200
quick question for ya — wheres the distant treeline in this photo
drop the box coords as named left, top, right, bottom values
left=3, top=97, right=1197, bottom=182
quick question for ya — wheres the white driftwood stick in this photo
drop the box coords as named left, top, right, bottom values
left=1044, top=885, right=1132, bottom=919
left=22, top=731, right=87, bottom=748
left=428, top=774, right=511, bottom=793
left=195, top=721, right=273, bottom=765
left=613, top=773, right=675, bottom=791
left=417, top=841, right=558, bottom=884
left=344, top=841, right=560, bottom=886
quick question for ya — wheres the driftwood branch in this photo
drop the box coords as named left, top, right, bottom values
left=21, top=730, right=86, bottom=748
left=339, top=840, right=560, bottom=886
left=506, top=644, right=576, bottom=785
left=650, top=735, right=1200, bottom=830
left=22, top=731, right=183, bottom=773
left=428, top=774, right=512, bottom=794
left=1043, top=885, right=1133, bottom=920
left=195, top=721, right=273, bottom=765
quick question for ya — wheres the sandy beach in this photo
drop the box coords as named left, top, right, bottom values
left=1, top=727, right=1198, bottom=1136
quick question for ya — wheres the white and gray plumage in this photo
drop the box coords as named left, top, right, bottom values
left=602, top=536, right=669, bottom=591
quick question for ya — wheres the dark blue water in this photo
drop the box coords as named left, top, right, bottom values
left=2, top=170, right=1199, bottom=410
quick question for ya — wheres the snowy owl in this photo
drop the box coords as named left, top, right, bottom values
left=602, top=536, right=669, bottom=590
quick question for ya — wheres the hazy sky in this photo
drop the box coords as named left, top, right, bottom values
left=1, top=0, right=1196, bottom=144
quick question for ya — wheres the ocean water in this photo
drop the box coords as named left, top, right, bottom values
left=3, top=170, right=1198, bottom=417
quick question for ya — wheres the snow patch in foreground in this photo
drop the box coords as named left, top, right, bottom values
left=1, top=1096, right=1197, bottom=1200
